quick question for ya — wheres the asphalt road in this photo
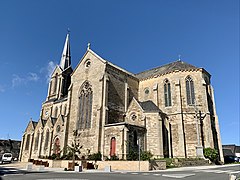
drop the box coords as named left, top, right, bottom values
left=0, top=164, right=239, bottom=180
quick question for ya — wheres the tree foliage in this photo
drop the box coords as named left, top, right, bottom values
left=203, top=147, right=219, bottom=162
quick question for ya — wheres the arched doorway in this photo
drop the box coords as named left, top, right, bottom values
left=53, top=137, right=60, bottom=155
left=110, top=137, right=116, bottom=156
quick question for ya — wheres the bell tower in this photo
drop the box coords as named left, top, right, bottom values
left=46, top=33, right=73, bottom=100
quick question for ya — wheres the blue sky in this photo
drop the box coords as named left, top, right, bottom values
left=0, top=0, right=239, bottom=145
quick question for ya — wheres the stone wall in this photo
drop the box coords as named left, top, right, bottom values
left=145, top=113, right=163, bottom=157
left=97, top=160, right=150, bottom=171
left=103, top=125, right=125, bottom=159
left=68, top=51, right=106, bottom=155
left=137, top=69, right=220, bottom=158
left=149, top=160, right=166, bottom=170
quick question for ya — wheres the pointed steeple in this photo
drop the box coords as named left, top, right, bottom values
left=60, top=33, right=71, bottom=70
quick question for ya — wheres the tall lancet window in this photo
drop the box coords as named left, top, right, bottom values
left=44, top=129, right=50, bottom=149
left=186, top=76, right=195, bottom=105
left=54, top=73, right=58, bottom=93
left=25, top=134, right=31, bottom=150
left=34, top=131, right=40, bottom=150
left=77, top=81, right=93, bottom=130
left=164, top=79, right=172, bottom=107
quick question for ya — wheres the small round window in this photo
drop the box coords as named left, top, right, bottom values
left=85, top=60, right=91, bottom=68
left=144, top=88, right=149, bottom=94
left=56, top=125, right=61, bottom=133
left=131, top=113, right=137, bottom=121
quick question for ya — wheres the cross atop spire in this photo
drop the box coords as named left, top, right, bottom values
left=60, top=33, right=71, bottom=70
left=87, top=42, right=91, bottom=50
left=178, top=54, right=181, bottom=61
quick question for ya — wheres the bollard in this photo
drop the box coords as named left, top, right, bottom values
left=229, top=174, right=236, bottom=180
left=74, top=165, right=82, bottom=172
left=38, top=165, right=45, bottom=171
left=26, top=163, right=32, bottom=170
left=104, top=166, right=111, bottom=172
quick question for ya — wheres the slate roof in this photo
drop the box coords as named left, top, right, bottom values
left=136, top=60, right=199, bottom=80
left=42, top=119, right=47, bottom=126
left=51, top=118, right=57, bottom=125
left=32, top=121, right=38, bottom=128
left=138, top=100, right=161, bottom=112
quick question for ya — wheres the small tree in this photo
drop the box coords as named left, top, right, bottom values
left=67, top=130, right=82, bottom=170
left=203, top=147, right=219, bottom=163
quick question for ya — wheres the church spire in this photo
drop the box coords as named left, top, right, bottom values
left=59, top=33, right=71, bottom=70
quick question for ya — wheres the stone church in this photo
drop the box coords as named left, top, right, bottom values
left=19, top=34, right=224, bottom=162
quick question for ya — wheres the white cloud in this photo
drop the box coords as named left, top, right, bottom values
left=12, top=73, right=39, bottom=88
left=40, top=61, right=57, bottom=83
left=0, top=85, right=5, bottom=92
left=47, top=61, right=57, bottom=82
left=12, top=74, right=25, bottom=87
left=27, top=73, right=39, bottom=81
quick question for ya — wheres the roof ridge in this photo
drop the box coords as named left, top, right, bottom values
left=135, top=60, right=196, bottom=75
left=136, top=60, right=199, bottom=80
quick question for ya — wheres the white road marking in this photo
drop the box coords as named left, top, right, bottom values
left=131, top=172, right=139, bottom=175
left=153, top=174, right=161, bottom=176
left=195, top=169, right=240, bottom=174
left=162, top=173, right=195, bottom=179
left=36, top=179, right=89, bottom=180
left=142, top=173, right=149, bottom=175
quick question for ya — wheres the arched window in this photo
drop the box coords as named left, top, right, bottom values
left=44, top=129, right=50, bottom=149
left=49, top=80, right=53, bottom=95
left=54, top=73, right=58, bottom=93
left=77, top=81, right=93, bottom=130
left=34, top=131, right=40, bottom=150
left=54, top=107, right=58, bottom=118
left=110, top=137, right=116, bottom=156
left=63, top=105, right=67, bottom=115
left=53, top=137, right=60, bottom=155
left=25, top=134, right=30, bottom=150
left=164, top=79, right=172, bottom=107
left=133, top=131, right=138, bottom=147
left=186, top=76, right=195, bottom=105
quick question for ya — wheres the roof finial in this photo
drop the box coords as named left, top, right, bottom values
left=87, top=42, right=91, bottom=50
left=67, top=28, right=70, bottom=35
left=178, top=54, right=181, bottom=61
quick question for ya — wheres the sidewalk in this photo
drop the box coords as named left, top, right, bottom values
left=153, top=163, right=240, bottom=172
left=1, top=161, right=239, bottom=173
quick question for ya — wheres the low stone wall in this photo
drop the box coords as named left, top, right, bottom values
left=38, top=159, right=83, bottom=168
left=37, top=159, right=167, bottom=171
left=149, top=160, right=166, bottom=170
left=173, top=158, right=209, bottom=167
left=95, top=161, right=150, bottom=171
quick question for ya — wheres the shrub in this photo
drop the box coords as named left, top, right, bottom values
left=88, top=152, right=102, bottom=161
left=203, top=147, right=219, bottom=163
left=110, top=155, right=119, bottom=160
left=127, top=150, right=138, bottom=160
left=141, top=151, right=153, bottom=161
left=127, top=150, right=153, bottom=161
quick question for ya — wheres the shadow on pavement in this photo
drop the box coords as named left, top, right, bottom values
left=0, top=166, right=48, bottom=177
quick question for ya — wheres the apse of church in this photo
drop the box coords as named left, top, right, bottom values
left=19, top=34, right=224, bottom=163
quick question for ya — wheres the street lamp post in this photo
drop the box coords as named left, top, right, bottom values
left=137, top=137, right=141, bottom=172
left=192, top=100, right=204, bottom=158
